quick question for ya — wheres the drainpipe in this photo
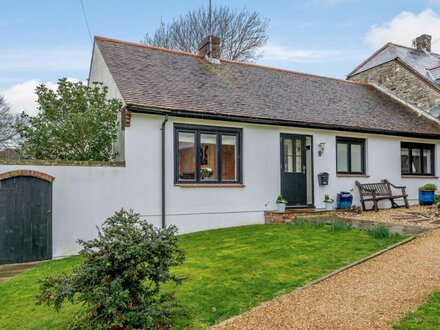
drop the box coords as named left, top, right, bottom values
left=160, top=115, right=169, bottom=229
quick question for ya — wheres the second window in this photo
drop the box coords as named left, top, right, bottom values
left=336, top=137, right=365, bottom=174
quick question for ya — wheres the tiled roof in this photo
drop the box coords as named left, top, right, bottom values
left=348, top=43, right=440, bottom=88
left=94, top=37, right=440, bottom=138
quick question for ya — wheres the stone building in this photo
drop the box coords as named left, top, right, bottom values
left=348, top=34, right=440, bottom=114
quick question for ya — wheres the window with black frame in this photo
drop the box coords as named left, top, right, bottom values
left=175, top=124, right=242, bottom=184
left=336, top=137, right=366, bottom=174
left=401, top=142, right=434, bottom=176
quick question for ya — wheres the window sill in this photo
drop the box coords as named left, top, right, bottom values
left=336, top=174, right=369, bottom=178
left=174, top=183, right=246, bottom=188
left=401, top=175, right=438, bottom=179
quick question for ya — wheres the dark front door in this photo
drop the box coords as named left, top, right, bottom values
left=0, top=176, right=52, bottom=264
left=281, top=134, right=308, bottom=207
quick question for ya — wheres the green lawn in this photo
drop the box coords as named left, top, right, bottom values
left=0, top=223, right=405, bottom=329
left=394, top=290, right=440, bottom=330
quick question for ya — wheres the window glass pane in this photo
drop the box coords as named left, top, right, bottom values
left=221, top=135, right=237, bottom=181
left=350, top=144, right=362, bottom=172
left=337, top=143, right=348, bottom=172
left=284, top=139, right=293, bottom=173
left=294, top=139, right=302, bottom=173
left=412, top=149, right=421, bottom=173
left=178, top=132, right=195, bottom=180
left=401, top=147, right=409, bottom=173
left=200, top=133, right=217, bottom=181
left=423, top=149, right=432, bottom=174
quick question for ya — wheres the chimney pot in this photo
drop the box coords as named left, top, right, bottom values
left=414, top=34, right=432, bottom=52
left=198, top=35, right=221, bottom=63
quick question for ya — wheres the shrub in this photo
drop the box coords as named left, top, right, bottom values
left=419, top=183, right=437, bottom=192
left=367, top=224, right=391, bottom=238
left=323, top=195, right=334, bottom=203
left=37, top=209, right=185, bottom=329
left=330, top=221, right=352, bottom=232
left=276, top=195, right=287, bottom=204
left=435, top=194, right=440, bottom=204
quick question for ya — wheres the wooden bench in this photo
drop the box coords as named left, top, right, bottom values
left=355, top=179, right=409, bottom=212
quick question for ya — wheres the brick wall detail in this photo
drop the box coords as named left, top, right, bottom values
left=0, top=170, right=55, bottom=183
left=265, top=210, right=343, bottom=224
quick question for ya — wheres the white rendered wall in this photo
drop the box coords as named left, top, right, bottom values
left=1, top=113, right=439, bottom=257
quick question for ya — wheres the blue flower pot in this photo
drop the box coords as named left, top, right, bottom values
left=337, top=192, right=353, bottom=210
left=419, top=190, right=435, bottom=205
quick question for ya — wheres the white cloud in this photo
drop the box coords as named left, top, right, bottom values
left=260, top=43, right=354, bottom=64
left=0, top=47, right=90, bottom=72
left=365, top=9, right=440, bottom=53
left=2, top=78, right=79, bottom=116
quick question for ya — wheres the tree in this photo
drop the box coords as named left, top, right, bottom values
left=37, top=209, right=185, bottom=329
left=142, top=5, right=269, bottom=62
left=15, top=78, right=121, bottom=161
left=0, top=95, right=21, bottom=150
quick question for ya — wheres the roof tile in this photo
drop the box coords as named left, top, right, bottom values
left=95, top=37, right=440, bottom=137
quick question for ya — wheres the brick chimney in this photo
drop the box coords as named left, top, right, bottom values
left=413, top=34, right=432, bottom=52
left=198, top=35, right=221, bottom=63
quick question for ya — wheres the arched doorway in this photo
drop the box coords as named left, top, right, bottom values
left=0, top=170, right=54, bottom=264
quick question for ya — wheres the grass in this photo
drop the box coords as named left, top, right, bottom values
left=367, top=224, right=391, bottom=239
left=394, top=290, right=440, bottom=330
left=329, top=220, right=352, bottom=232
left=0, top=223, right=405, bottom=329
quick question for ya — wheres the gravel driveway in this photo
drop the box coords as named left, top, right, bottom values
left=212, top=229, right=440, bottom=330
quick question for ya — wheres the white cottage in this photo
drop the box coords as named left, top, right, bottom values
left=1, top=35, right=440, bottom=262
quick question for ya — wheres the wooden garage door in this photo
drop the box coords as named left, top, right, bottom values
left=0, top=176, right=52, bottom=264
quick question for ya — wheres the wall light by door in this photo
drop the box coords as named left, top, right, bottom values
left=318, top=142, right=326, bottom=156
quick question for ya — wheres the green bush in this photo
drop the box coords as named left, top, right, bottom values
left=419, top=183, right=437, bottom=191
left=276, top=195, right=287, bottom=204
left=435, top=194, right=440, bottom=204
left=367, top=224, right=391, bottom=238
left=37, top=209, right=185, bottom=329
left=330, top=221, right=352, bottom=232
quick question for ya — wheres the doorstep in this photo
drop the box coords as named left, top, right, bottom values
left=265, top=209, right=344, bottom=224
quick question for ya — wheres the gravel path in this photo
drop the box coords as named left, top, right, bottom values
left=351, top=205, right=440, bottom=229
left=212, top=229, right=440, bottom=330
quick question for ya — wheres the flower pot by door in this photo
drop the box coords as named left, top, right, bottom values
left=419, top=191, right=435, bottom=205
left=277, top=203, right=286, bottom=212
left=325, top=203, right=333, bottom=211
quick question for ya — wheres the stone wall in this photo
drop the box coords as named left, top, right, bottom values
left=349, top=60, right=440, bottom=112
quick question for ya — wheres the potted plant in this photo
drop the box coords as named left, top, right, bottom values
left=276, top=195, right=287, bottom=212
left=323, top=195, right=334, bottom=211
left=419, top=183, right=437, bottom=205
left=200, top=167, right=213, bottom=181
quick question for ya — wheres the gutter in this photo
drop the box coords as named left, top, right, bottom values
left=127, top=105, right=440, bottom=140
left=160, top=115, right=169, bottom=229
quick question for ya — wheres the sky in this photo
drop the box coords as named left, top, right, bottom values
left=2, top=0, right=440, bottom=115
